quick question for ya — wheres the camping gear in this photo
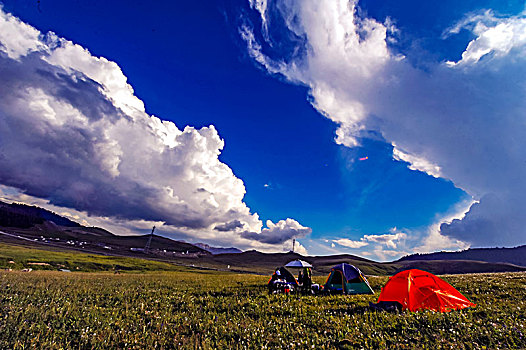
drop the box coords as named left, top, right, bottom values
left=368, top=300, right=403, bottom=313
left=285, top=260, right=312, bottom=268
left=285, top=260, right=314, bottom=294
left=268, top=266, right=298, bottom=293
left=311, top=283, right=322, bottom=294
left=323, top=263, right=374, bottom=295
left=377, top=269, right=476, bottom=312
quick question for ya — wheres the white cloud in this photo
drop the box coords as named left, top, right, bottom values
left=0, top=6, right=44, bottom=59
left=415, top=198, right=474, bottom=253
left=248, top=0, right=270, bottom=40
left=243, top=0, right=526, bottom=248
left=333, top=238, right=368, bottom=248
left=445, top=10, right=526, bottom=66
left=241, top=218, right=311, bottom=244
left=0, top=8, right=311, bottom=252
left=392, top=147, right=441, bottom=178
left=294, top=241, right=309, bottom=255
left=363, top=231, right=407, bottom=249
left=333, top=228, right=406, bottom=253
left=329, top=200, right=473, bottom=261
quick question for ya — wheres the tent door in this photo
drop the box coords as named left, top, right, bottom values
left=328, top=270, right=345, bottom=291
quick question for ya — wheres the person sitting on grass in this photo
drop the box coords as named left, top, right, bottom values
left=302, top=267, right=312, bottom=294
left=268, top=268, right=283, bottom=293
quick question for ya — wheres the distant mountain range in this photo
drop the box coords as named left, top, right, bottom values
left=398, top=246, right=526, bottom=267
left=0, top=200, right=525, bottom=275
left=194, top=250, right=526, bottom=276
left=194, top=243, right=242, bottom=255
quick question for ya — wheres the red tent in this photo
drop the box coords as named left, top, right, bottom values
left=377, top=269, right=476, bottom=312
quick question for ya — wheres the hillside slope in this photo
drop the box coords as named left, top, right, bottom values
left=0, top=201, right=209, bottom=257
left=398, top=246, right=526, bottom=267
left=0, top=201, right=80, bottom=228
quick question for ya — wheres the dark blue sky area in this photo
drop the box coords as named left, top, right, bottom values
left=1, top=0, right=475, bottom=252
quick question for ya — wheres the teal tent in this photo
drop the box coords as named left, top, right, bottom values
left=323, top=263, right=374, bottom=295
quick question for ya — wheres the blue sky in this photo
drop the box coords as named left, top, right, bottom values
left=0, top=0, right=525, bottom=260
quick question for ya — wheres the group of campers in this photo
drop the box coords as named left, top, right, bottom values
left=268, top=266, right=314, bottom=294
left=267, top=261, right=477, bottom=313
left=268, top=262, right=372, bottom=296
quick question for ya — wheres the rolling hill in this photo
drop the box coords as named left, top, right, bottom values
left=1, top=200, right=525, bottom=275
left=0, top=201, right=209, bottom=257
left=184, top=250, right=526, bottom=276
left=0, top=201, right=80, bottom=228
left=398, top=246, right=526, bottom=267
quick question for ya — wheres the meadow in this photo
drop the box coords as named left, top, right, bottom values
left=1, top=269, right=524, bottom=349
left=0, top=242, right=182, bottom=272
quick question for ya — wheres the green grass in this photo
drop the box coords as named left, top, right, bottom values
left=0, top=270, right=524, bottom=349
left=0, top=243, right=183, bottom=272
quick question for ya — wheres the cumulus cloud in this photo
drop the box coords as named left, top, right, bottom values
left=444, top=10, right=526, bottom=66
left=293, top=241, right=309, bottom=255
left=214, top=220, right=245, bottom=232
left=415, top=198, right=474, bottom=253
left=392, top=147, right=441, bottom=178
left=240, top=218, right=311, bottom=244
left=333, top=228, right=406, bottom=250
left=332, top=228, right=409, bottom=261
left=0, top=7, right=311, bottom=252
left=373, top=247, right=407, bottom=262
left=363, top=231, right=407, bottom=249
left=440, top=194, right=523, bottom=247
left=243, top=0, right=526, bottom=248
left=333, top=238, right=368, bottom=249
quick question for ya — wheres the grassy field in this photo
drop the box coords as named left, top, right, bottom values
left=0, top=242, right=184, bottom=272
left=1, top=269, right=524, bottom=349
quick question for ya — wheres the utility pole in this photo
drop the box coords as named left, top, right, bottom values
left=144, top=226, right=155, bottom=253
left=292, top=238, right=295, bottom=253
